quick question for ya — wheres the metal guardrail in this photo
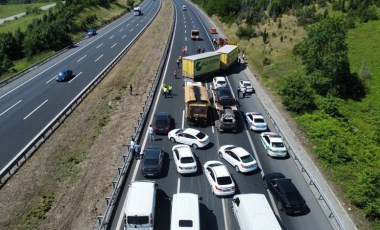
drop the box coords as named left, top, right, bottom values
left=0, top=4, right=160, bottom=188
left=259, top=100, right=344, bottom=229
left=95, top=1, right=176, bottom=229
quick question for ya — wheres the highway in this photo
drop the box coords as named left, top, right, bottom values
left=110, top=0, right=334, bottom=230
left=0, top=0, right=160, bottom=171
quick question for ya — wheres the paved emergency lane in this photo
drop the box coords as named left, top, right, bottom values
left=111, top=0, right=334, bottom=230
left=0, top=0, right=160, bottom=171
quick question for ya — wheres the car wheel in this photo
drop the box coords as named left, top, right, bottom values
left=276, top=200, right=283, bottom=211
left=218, top=152, right=223, bottom=159
left=235, top=166, right=240, bottom=173
left=170, top=137, right=176, bottom=143
left=192, top=143, right=198, bottom=149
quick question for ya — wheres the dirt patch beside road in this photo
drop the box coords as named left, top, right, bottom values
left=0, top=0, right=173, bottom=229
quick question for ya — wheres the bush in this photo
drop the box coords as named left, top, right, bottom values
left=262, top=57, right=271, bottom=66
left=236, top=25, right=255, bottom=40
left=279, top=73, right=315, bottom=113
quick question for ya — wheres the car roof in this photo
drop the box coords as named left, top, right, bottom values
left=263, top=132, right=282, bottom=141
left=176, top=146, right=193, bottom=158
left=246, top=112, right=264, bottom=119
left=241, top=80, right=251, bottom=84
left=156, top=111, right=169, bottom=116
left=231, top=147, right=250, bottom=157
left=208, top=163, right=230, bottom=177
left=144, top=147, right=162, bottom=158
left=214, top=77, right=226, bottom=81
left=184, top=128, right=201, bottom=136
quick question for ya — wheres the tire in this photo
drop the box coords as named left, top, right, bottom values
left=263, top=180, right=268, bottom=189
left=218, top=152, right=223, bottom=159
left=170, top=137, right=176, bottom=143
left=235, top=166, right=240, bottom=173
left=192, top=143, right=198, bottom=149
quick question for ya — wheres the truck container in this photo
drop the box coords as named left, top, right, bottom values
left=191, top=30, right=200, bottom=40
left=184, top=82, right=210, bottom=126
left=216, top=45, right=239, bottom=70
left=182, top=52, right=221, bottom=79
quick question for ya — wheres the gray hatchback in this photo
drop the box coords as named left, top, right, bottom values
left=141, top=146, right=164, bottom=177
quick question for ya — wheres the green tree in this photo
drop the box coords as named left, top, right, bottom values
left=279, top=73, right=315, bottom=113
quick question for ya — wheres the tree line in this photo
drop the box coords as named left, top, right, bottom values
left=0, top=0, right=128, bottom=75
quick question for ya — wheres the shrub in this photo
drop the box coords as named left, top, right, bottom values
left=236, top=25, right=255, bottom=40
left=263, top=57, right=271, bottom=66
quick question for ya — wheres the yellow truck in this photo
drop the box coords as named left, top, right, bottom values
left=216, top=45, right=239, bottom=70
left=184, top=82, right=210, bottom=126
left=182, top=52, right=221, bottom=79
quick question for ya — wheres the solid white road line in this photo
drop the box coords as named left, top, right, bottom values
left=182, top=110, right=185, bottom=129
left=0, top=100, right=22, bottom=116
left=177, top=178, right=181, bottom=193
left=23, top=99, right=48, bottom=120
left=222, top=198, right=230, bottom=230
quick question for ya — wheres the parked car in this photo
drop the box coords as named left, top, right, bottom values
left=182, top=5, right=186, bottom=10
left=213, top=87, right=236, bottom=106
left=153, top=112, right=171, bottom=134
left=204, top=161, right=235, bottom=196
left=260, top=132, right=287, bottom=157
left=263, top=172, right=307, bottom=214
left=239, top=80, right=253, bottom=93
left=245, top=112, right=267, bottom=131
left=218, top=145, right=257, bottom=173
left=168, top=128, right=209, bottom=149
left=141, top=146, right=164, bottom=177
left=212, top=76, right=228, bottom=89
left=172, top=145, right=197, bottom=174
left=56, top=69, right=73, bottom=82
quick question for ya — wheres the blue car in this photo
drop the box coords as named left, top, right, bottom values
left=56, top=69, right=73, bottom=82
left=87, top=28, right=96, bottom=37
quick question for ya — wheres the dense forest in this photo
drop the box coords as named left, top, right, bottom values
left=191, top=0, right=380, bottom=228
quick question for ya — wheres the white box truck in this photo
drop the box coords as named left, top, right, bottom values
left=232, top=193, right=282, bottom=230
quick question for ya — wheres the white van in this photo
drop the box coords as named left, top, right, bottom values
left=232, top=193, right=282, bottom=230
left=170, top=193, right=200, bottom=230
left=123, top=181, right=156, bottom=230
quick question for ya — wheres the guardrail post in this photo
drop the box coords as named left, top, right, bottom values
left=123, top=155, right=128, bottom=162
left=140, top=112, right=143, bottom=118
left=112, top=181, right=117, bottom=189
left=118, top=167, right=123, bottom=175
left=97, top=216, right=103, bottom=226
left=309, top=180, right=314, bottom=186
left=105, top=197, right=111, bottom=206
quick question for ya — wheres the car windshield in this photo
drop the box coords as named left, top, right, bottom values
left=244, top=83, right=252, bottom=87
left=217, top=88, right=232, bottom=97
left=180, top=157, right=194, bottom=164
left=254, top=118, right=265, bottom=123
left=144, top=159, right=159, bottom=166
left=175, top=129, right=183, bottom=134
left=241, top=155, right=254, bottom=163
left=155, top=115, right=168, bottom=126
left=127, top=216, right=149, bottom=225
left=195, top=132, right=206, bottom=139
left=225, top=146, right=236, bottom=151
left=272, top=142, right=285, bottom=148
left=217, top=176, right=232, bottom=185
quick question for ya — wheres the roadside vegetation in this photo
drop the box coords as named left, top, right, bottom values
left=191, top=0, right=380, bottom=229
left=0, top=0, right=137, bottom=80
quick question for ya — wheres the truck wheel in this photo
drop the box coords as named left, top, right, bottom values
left=192, top=143, right=198, bottom=149
left=218, top=152, right=223, bottom=159
left=170, top=137, right=176, bottom=143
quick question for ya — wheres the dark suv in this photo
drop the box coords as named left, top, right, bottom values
left=263, top=172, right=307, bottom=214
left=141, top=146, right=164, bottom=177
left=214, top=87, right=236, bottom=106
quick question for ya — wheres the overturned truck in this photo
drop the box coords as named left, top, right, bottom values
left=184, top=82, right=211, bottom=126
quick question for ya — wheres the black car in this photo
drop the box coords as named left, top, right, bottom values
left=263, top=172, right=307, bottom=214
left=153, top=112, right=171, bottom=134
left=56, top=69, right=73, bottom=82
left=214, top=87, right=236, bottom=106
left=141, top=146, right=164, bottom=177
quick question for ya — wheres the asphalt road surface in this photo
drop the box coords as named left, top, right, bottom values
left=0, top=0, right=160, bottom=172
left=110, top=0, right=335, bottom=230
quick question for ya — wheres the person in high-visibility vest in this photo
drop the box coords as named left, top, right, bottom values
left=168, top=84, right=173, bottom=96
left=162, top=85, right=168, bottom=98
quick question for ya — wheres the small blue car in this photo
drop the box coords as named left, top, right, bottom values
left=87, top=28, right=96, bottom=37
left=56, top=69, right=73, bottom=82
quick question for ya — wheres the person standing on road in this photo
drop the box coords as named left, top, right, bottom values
left=134, top=143, right=141, bottom=159
left=130, top=138, right=135, bottom=156
left=148, top=124, right=155, bottom=142
left=202, top=47, right=205, bottom=53
left=163, top=86, right=168, bottom=98
left=130, top=84, right=133, bottom=95
left=176, top=58, right=180, bottom=68
left=173, top=69, right=177, bottom=79
left=237, top=86, right=241, bottom=99
left=168, top=84, right=173, bottom=96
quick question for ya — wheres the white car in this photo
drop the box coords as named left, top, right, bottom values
left=239, top=80, right=253, bottom=93
left=218, top=145, right=257, bottom=173
left=212, top=76, right=228, bottom=89
left=182, top=5, right=186, bottom=10
left=203, top=161, right=235, bottom=196
left=245, top=112, right=267, bottom=131
left=172, top=145, right=197, bottom=174
left=260, top=132, right=287, bottom=157
left=168, top=128, right=209, bottom=149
